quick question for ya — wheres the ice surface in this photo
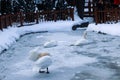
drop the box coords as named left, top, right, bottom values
left=0, top=31, right=97, bottom=80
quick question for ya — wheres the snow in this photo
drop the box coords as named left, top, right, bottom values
left=0, top=13, right=120, bottom=80
left=87, top=23, right=120, bottom=36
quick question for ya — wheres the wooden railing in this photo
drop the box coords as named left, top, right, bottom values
left=0, top=8, right=74, bottom=30
left=0, top=14, right=12, bottom=30
left=84, top=0, right=95, bottom=17
left=37, top=8, right=74, bottom=22
left=94, top=8, right=120, bottom=24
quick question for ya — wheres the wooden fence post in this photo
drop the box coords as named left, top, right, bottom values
left=103, top=10, right=106, bottom=23
left=4, top=15, right=7, bottom=28
left=94, top=8, right=98, bottom=25
left=36, top=11, right=39, bottom=24
left=54, top=11, right=57, bottom=22
left=118, top=9, right=120, bottom=20
left=9, top=14, right=12, bottom=26
left=115, top=8, right=118, bottom=23
left=70, top=8, right=74, bottom=21
left=0, top=16, right=2, bottom=30
left=5, top=15, right=8, bottom=28
left=20, top=12, right=23, bottom=26
left=88, top=0, right=91, bottom=16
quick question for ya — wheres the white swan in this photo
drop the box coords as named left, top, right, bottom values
left=44, top=40, right=57, bottom=48
left=28, top=47, right=41, bottom=61
left=72, top=31, right=87, bottom=46
left=35, top=53, right=52, bottom=73
left=28, top=48, right=52, bottom=73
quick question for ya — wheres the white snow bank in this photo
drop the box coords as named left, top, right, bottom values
left=18, top=21, right=79, bottom=34
left=0, top=27, right=20, bottom=51
left=87, top=23, right=120, bottom=36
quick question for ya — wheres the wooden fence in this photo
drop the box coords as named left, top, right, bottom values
left=0, top=8, right=74, bottom=30
left=94, top=8, right=120, bottom=24
left=84, top=0, right=95, bottom=17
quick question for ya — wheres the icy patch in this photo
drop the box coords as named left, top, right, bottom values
left=2, top=47, right=96, bottom=80
left=50, top=54, right=97, bottom=70
left=72, top=65, right=115, bottom=80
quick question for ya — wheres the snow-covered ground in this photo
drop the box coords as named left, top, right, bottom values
left=0, top=14, right=120, bottom=80
left=88, top=23, right=120, bottom=36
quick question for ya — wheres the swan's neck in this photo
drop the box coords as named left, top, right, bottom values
left=82, top=31, right=87, bottom=39
left=39, top=53, right=50, bottom=58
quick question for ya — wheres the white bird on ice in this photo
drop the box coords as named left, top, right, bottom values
left=28, top=47, right=41, bottom=61
left=35, top=53, right=52, bottom=73
left=71, top=31, right=87, bottom=46
left=43, top=40, right=57, bottom=48
left=28, top=47, right=52, bottom=73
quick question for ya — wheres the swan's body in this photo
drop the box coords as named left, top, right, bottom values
left=28, top=47, right=41, bottom=61
left=72, top=31, right=87, bottom=46
left=35, top=55, right=52, bottom=69
left=44, top=40, right=57, bottom=48
left=35, top=53, right=52, bottom=73
left=73, top=38, right=86, bottom=46
left=28, top=48, right=52, bottom=73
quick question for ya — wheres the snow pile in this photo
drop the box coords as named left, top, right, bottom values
left=87, top=23, right=120, bottom=36
left=0, top=27, right=20, bottom=52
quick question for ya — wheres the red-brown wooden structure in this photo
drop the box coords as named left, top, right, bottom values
left=0, top=8, right=74, bottom=30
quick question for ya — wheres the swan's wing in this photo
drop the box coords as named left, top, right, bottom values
left=35, top=56, right=52, bottom=69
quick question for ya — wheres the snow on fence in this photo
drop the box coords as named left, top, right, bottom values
left=94, top=8, right=120, bottom=24
left=0, top=8, right=74, bottom=30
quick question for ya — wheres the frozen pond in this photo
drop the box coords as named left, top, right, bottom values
left=1, top=29, right=120, bottom=80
